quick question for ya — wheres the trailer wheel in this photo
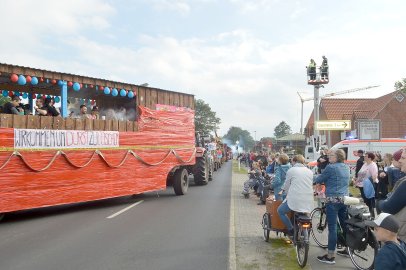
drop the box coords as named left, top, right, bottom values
left=194, top=154, right=209, bottom=185
left=173, top=168, right=189, bottom=195
left=0, top=213, right=4, bottom=221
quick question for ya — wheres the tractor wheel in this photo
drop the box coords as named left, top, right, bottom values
left=173, top=168, right=189, bottom=195
left=194, top=154, right=209, bottom=185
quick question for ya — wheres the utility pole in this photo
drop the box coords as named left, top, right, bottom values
left=313, top=85, right=321, bottom=148
left=297, top=92, right=305, bottom=134
left=307, top=56, right=329, bottom=152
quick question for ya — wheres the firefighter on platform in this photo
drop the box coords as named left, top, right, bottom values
left=307, top=59, right=317, bottom=80
left=321, top=55, right=328, bottom=80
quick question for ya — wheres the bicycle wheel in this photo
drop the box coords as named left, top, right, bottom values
left=348, top=229, right=379, bottom=270
left=296, top=226, right=309, bottom=268
left=262, top=213, right=270, bottom=242
left=310, top=207, right=328, bottom=248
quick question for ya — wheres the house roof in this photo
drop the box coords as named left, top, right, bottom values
left=306, top=90, right=398, bottom=128
left=277, top=133, right=306, bottom=141
left=352, top=110, right=375, bottom=119
left=321, top=98, right=369, bottom=120
left=306, top=98, right=368, bottom=127
left=353, top=91, right=396, bottom=118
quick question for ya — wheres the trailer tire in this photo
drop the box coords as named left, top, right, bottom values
left=173, top=168, right=189, bottom=195
left=194, top=154, right=209, bottom=185
left=0, top=213, right=4, bottom=222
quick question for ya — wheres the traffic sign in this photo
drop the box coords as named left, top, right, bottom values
left=315, top=120, right=351, bottom=130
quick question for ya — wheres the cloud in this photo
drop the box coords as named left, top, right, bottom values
left=150, top=0, right=191, bottom=15
left=229, top=0, right=277, bottom=13
left=1, top=0, right=406, bottom=142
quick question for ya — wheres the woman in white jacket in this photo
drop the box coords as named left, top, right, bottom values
left=277, top=154, right=314, bottom=237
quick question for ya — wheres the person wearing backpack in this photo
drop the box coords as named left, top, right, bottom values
left=365, top=213, right=406, bottom=270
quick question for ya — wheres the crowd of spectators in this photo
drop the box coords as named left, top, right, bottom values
left=238, top=146, right=406, bottom=267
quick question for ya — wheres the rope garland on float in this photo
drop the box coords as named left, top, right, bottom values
left=0, top=148, right=197, bottom=172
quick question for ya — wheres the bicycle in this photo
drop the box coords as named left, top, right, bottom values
left=262, top=203, right=312, bottom=268
left=310, top=199, right=379, bottom=270
left=292, top=212, right=312, bottom=268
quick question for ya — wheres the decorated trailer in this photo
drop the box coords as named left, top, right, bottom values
left=0, top=63, right=211, bottom=220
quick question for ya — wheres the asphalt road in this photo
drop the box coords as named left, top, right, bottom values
left=0, top=162, right=232, bottom=270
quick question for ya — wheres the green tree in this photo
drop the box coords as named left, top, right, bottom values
left=395, top=78, right=406, bottom=94
left=274, top=121, right=292, bottom=138
left=194, top=99, right=221, bottom=137
left=224, top=126, right=255, bottom=150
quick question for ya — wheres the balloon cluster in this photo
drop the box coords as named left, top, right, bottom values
left=9, top=74, right=136, bottom=98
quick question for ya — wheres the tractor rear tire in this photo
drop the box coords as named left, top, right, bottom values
left=194, top=154, right=209, bottom=186
left=173, top=168, right=189, bottom=195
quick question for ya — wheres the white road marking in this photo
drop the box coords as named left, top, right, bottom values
left=229, top=172, right=236, bottom=270
left=106, top=200, right=144, bottom=219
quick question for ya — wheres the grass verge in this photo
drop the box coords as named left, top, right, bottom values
left=233, top=159, right=248, bottom=174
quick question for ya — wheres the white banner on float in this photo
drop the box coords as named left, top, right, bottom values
left=14, top=129, right=120, bottom=149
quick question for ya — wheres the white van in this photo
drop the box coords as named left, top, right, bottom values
left=331, top=139, right=406, bottom=161
left=307, top=138, right=406, bottom=171
left=330, top=138, right=406, bottom=173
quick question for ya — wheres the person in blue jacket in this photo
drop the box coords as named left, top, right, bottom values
left=365, top=213, right=406, bottom=270
left=314, top=149, right=350, bottom=264
left=271, top=153, right=291, bottom=201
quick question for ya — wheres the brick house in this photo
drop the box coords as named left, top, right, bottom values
left=305, top=90, right=406, bottom=146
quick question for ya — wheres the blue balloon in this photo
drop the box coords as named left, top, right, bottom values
left=47, top=95, right=51, bottom=99
left=112, top=88, right=118, bottom=97
left=54, top=96, right=60, bottom=103
left=37, top=94, right=42, bottom=99
left=2, top=90, right=8, bottom=97
left=31, top=77, right=38, bottom=85
left=22, top=92, right=28, bottom=99
left=96, top=86, right=99, bottom=91
left=104, top=87, right=110, bottom=95
left=80, top=99, right=85, bottom=105
left=17, top=75, right=26, bottom=85
left=14, top=91, right=20, bottom=96
left=128, top=91, right=134, bottom=98
left=120, top=89, right=126, bottom=97
left=73, top=82, right=81, bottom=91
left=58, top=80, right=63, bottom=86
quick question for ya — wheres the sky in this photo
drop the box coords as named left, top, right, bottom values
left=1, top=0, right=405, bottom=141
